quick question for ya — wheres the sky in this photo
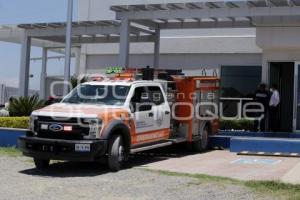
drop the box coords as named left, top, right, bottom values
left=0, top=0, right=78, bottom=90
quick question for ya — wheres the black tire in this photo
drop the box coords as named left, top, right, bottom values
left=192, top=125, right=210, bottom=152
left=107, top=135, right=125, bottom=171
left=33, top=158, right=50, bottom=169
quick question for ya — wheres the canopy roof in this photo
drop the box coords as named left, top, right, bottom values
left=17, top=20, right=156, bottom=44
left=111, top=0, right=300, bottom=29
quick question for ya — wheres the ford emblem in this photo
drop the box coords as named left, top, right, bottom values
left=49, top=124, right=63, bottom=132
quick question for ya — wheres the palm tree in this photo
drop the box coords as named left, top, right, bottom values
left=8, top=96, right=45, bottom=116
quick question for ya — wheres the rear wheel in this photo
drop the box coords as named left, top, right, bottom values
left=192, top=125, right=210, bottom=152
left=33, top=158, right=50, bottom=169
left=107, top=135, right=125, bottom=171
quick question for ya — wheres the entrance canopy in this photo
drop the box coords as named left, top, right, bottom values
left=17, top=20, right=158, bottom=97
left=112, top=0, right=300, bottom=30
left=18, top=20, right=155, bottom=44
left=111, top=0, right=300, bottom=68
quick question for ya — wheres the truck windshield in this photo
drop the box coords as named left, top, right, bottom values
left=62, top=85, right=130, bottom=106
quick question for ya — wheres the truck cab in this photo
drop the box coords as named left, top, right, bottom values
left=18, top=68, right=219, bottom=171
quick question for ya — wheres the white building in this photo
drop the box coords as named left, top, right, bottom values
left=78, top=0, right=261, bottom=73
left=77, top=0, right=263, bottom=115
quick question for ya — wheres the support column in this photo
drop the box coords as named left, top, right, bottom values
left=118, top=18, right=130, bottom=68
left=63, top=0, right=74, bottom=96
left=79, top=52, right=87, bottom=76
left=153, top=28, right=161, bottom=69
left=261, top=57, right=269, bottom=84
left=74, top=47, right=81, bottom=76
left=40, top=48, right=47, bottom=100
left=19, top=31, right=31, bottom=97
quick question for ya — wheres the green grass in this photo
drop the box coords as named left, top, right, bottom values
left=0, top=147, right=22, bottom=157
left=0, top=148, right=61, bottom=164
left=245, top=181, right=300, bottom=200
left=146, top=169, right=300, bottom=200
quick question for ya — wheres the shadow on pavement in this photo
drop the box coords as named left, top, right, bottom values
left=19, top=143, right=208, bottom=178
left=19, top=161, right=110, bottom=177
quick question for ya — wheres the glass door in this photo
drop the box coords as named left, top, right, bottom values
left=270, top=62, right=294, bottom=132
left=294, top=62, right=300, bottom=131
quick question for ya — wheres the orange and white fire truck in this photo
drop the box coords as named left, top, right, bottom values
left=18, top=68, right=220, bottom=171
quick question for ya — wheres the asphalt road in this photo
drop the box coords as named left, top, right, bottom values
left=0, top=148, right=274, bottom=200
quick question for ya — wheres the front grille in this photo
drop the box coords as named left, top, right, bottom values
left=35, top=116, right=90, bottom=140
left=37, top=116, right=88, bottom=124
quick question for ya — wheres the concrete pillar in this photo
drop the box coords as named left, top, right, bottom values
left=118, top=18, right=130, bottom=68
left=79, top=53, right=87, bottom=76
left=153, top=28, right=161, bottom=69
left=74, top=47, right=81, bottom=76
left=77, top=44, right=87, bottom=76
left=63, top=0, right=74, bottom=96
left=40, top=48, right=47, bottom=100
left=19, top=32, right=31, bottom=97
left=0, top=84, right=5, bottom=104
left=261, top=57, right=269, bottom=84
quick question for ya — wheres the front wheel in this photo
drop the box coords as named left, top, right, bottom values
left=33, top=158, right=50, bottom=169
left=192, top=125, right=210, bottom=152
left=107, top=135, right=125, bottom=171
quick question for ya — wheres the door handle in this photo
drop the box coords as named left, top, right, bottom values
left=148, top=112, right=154, bottom=117
left=165, top=111, right=170, bottom=115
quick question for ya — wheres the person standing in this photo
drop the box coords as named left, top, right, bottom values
left=269, top=84, right=280, bottom=132
left=253, top=83, right=270, bottom=132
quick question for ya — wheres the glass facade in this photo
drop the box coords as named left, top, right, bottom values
left=220, top=66, right=262, bottom=98
left=220, top=66, right=261, bottom=118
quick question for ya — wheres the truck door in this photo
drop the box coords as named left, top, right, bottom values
left=148, top=86, right=170, bottom=131
left=130, top=86, right=170, bottom=144
left=131, top=86, right=155, bottom=134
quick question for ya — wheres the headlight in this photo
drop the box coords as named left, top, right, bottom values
left=29, top=115, right=38, bottom=132
left=84, top=118, right=102, bottom=139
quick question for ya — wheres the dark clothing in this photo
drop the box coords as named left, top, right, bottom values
left=269, top=106, right=280, bottom=132
left=254, top=115, right=266, bottom=132
left=254, top=90, right=270, bottom=109
left=253, top=90, right=270, bottom=132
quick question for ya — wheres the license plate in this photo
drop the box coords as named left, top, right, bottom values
left=75, top=144, right=90, bottom=152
